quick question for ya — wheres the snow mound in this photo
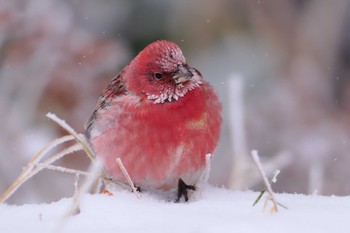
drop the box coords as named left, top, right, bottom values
left=1, top=186, right=349, bottom=233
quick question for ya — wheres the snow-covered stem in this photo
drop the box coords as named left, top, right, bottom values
left=68, top=160, right=102, bottom=216
left=271, top=170, right=280, bottom=183
left=39, top=143, right=83, bottom=172
left=71, top=175, right=81, bottom=215
left=266, top=196, right=288, bottom=210
left=54, top=160, right=102, bottom=233
left=46, top=112, right=95, bottom=163
left=0, top=135, right=77, bottom=204
left=73, top=174, right=80, bottom=199
left=20, top=135, right=75, bottom=179
left=32, top=163, right=94, bottom=177
left=251, top=150, right=278, bottom=213
left=91, top=176, right=103, bottom=194
left=253, top=169, right=280, bottom=206
left=198, top=153, right=213, bottom=183
left=116, top=158, right=142, bottom=199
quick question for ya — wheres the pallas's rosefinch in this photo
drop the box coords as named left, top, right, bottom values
left=85, top=40, right=222, bottom=201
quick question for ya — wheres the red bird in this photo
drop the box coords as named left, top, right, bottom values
left=85, top=40, right=222, bottom=201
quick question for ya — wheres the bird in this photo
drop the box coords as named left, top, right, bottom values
left=85, top=40, right=222, bottom=201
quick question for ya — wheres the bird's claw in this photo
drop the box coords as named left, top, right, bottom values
left=175, top=178, right=196, bottom=202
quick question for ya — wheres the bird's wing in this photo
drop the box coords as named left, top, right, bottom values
left=85, top=73, right=127, bottom=134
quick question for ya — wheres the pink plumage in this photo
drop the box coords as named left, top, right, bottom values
left=86, top=40, right=222, bottom=198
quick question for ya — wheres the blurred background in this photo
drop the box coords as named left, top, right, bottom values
left=1, top=0, right=350, bottom=204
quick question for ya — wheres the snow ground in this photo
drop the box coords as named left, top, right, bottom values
left=0, top=186, right=349, bottom=233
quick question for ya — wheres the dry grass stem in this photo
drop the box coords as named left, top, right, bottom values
left=21, top=135, right=75, bottom=179
left=253, top=169, right=280, bottom=206
left=0, top=136, right=77, bottom=204
left=251, top=150, right=279, bottom=213
left=0, top=113, right=109, bottom=207
left=198, top=153, right=213, bottom=183
left=266, top=196, right=288, bottom=210
left=46, top=113, right=95, bottom=163
left=54, top=161, right=102, bottom=233
left=91, top=176, right=103, bottom=194
left=33, top=163, right=94, bottom=177
left=116, top=158, right=142, bottom=199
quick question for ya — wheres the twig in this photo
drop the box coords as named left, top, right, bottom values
left=20, top=135, right=75, bottom=179
left=53, top=160, right=102, bottom=233
left=251, top=150, right=278, bottom=213
left=116, top=158, right=141, bottom=199
left=71, top=175, right=81, bottom=215
left=33, top=163, right=94, bottom=177
left=266, top=196, right=288, bottom=210
left=198, top=153, right=213, bottom=183
left=0, top=136, right=77, bottom=204
left=46, top=113, right=95, bottom=163
left=35, top=163, right=105, bottom=194
left=253, top=170, right=280, bottom=206
left=47, top=113, right=111, bottom=191
left=91, top=176, right=103, bottom=194
left=0, top=112, right=107, bottom=206
left=253, top=170, right=288, bottom=209
left=253, top=188, right=265, bottom=207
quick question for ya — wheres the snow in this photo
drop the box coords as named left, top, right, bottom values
left=1, top=186, right=349, bottom=233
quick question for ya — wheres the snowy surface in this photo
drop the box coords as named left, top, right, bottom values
left=1, top=186, right=349, bottom=233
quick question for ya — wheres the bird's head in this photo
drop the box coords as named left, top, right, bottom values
left=125, top=40, right=203, bottom=104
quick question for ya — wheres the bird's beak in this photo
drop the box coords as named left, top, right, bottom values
left=172, top=64, right=193, bottom=85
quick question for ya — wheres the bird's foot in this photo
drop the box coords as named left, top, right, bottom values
left=134, top=186, right=142, bottom=192
left=175, top=178, right=196, bottom=202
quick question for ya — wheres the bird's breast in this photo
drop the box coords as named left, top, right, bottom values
left=90, top=84, right=222, bottom=190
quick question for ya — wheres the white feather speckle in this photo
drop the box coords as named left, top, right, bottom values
left=146, top=63, right=203, bottom=104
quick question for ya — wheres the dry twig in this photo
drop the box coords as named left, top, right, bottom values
left=253, top=170, right=280, bottom=206
left=116, top=158, right=142, bottom=199
left=251, top=150, right=279, bottom=213
left=0, top=112, right=139, bottom=206
left=0, top=136, right=80, bottom=204
left=46, top=113, right=95, bottom=162
left=53, top=161, right=102, bottom=233
left=33, top=163, right=94, bottom=178
left=197, top=153, right=213, bottom=184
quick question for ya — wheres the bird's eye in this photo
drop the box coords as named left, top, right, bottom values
left=154, top=72, right=163, bottom=79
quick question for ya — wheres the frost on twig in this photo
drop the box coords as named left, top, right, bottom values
left=252, top=169, right=288, bottom=209
left=54, top=161, right=102, bottom=233
left=252, top=170, right=280, bottom=206
left=71, top=175, right=81, bottom=216
left=116, top=158, right=142, bottom=199
left=46, top=112, right=95, bottom=162
left=190, top=153, right=213, bottom=201
left=67, top=161, right=101, bottom=216
left=0, top=137, right=80, bottom=204
left=251, top=150, right=279, bottom=213
left=0, top=112, right=104, bottom=204
left=199, top=153, right=213, bottom=183
left=33, top=163, right=94, bottom=178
